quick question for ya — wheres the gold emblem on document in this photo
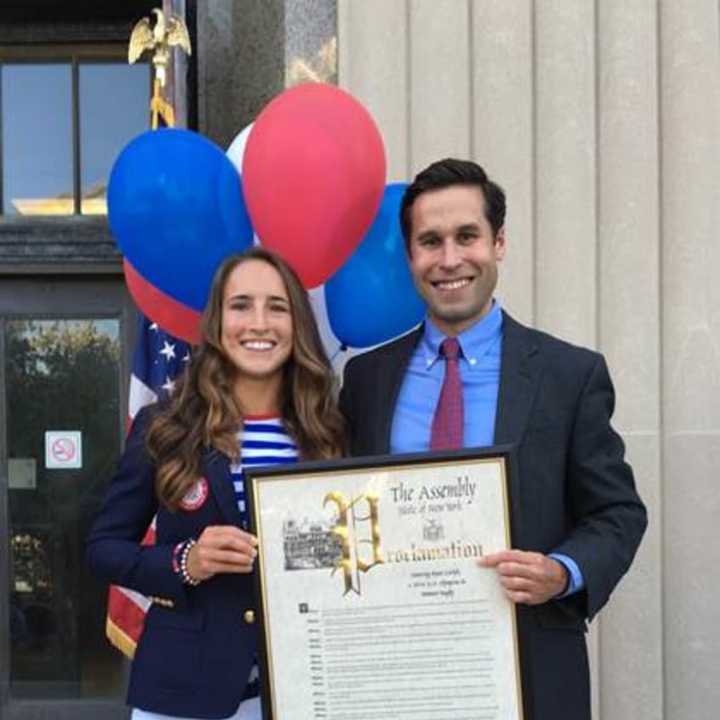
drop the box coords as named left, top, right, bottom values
left=323, top=492, right=384, bottom=596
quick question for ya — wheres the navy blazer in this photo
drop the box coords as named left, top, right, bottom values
left=339, top=312, right=648, bottom=720
left=87, top=407, right=257, bottom=719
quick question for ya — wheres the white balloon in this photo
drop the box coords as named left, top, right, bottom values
left=226, top=123, right=254, bottom=175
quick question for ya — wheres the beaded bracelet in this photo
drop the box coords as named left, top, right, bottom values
left=177, top=538, right=201, bottom=586
left=171, top=541, right=183, bottom=574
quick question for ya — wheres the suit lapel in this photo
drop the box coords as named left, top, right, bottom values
left=376, top=327, right=423, bottom=453
left=494, top=312, right=542, bottom=445
left=203, top=449, right=244, bottom=527
left=372, top=318, right=541, bottom=452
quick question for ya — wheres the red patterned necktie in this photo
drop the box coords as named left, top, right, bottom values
left=430, top=338, right=464, bottom=450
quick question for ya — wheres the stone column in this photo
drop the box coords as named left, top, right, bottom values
left=660, top=1, right=720, bottom=717
left=597, top=2, right=662, bottom=718
left=471, top=0, right=534, bottom=325
left=197, top=0, right=336, bottom=149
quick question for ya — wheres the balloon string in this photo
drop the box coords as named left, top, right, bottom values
left=330, top=343, right=348, bottom=363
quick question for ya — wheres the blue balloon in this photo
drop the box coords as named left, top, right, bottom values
left=108, top=128, right=254, bottom=311
left=325, top=183, right=425, bottom=348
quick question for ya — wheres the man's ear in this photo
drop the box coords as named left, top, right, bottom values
left=494, top=226, right=507, bottom=261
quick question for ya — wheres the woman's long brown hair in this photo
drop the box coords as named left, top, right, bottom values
left=146, top=247, right=346, bottom=510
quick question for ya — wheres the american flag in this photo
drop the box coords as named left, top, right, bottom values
left=105, top=313, right=192, bottom=658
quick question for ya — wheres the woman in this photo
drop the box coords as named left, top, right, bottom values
left=87, top=247, right=345, bottom=720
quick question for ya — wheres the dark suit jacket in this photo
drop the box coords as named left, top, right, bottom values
left=339, top=312, right=647, bottom=720
left=87, top=407, right=257, bottom=719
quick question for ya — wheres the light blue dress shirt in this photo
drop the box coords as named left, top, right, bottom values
left=391, top=301, right=503, bottom=453
left=390, top=301, right=584, bottom=597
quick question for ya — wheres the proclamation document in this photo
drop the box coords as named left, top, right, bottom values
left=247, top=448, right=523, bottom=720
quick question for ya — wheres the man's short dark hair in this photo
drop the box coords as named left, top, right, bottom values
left=400, top=158, right=506, bottom=247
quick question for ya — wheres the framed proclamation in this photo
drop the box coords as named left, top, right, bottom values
left=246, top=446, right=523, bottom=720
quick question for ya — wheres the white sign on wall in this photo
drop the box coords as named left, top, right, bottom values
left=45, top=431, right=83, bottom=469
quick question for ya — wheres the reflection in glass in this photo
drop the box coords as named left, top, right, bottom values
left=5, top=319, right=124, bottom=699
left=287, top=36, right=337, bottom=87
left=79, top=63, right=150, bottom=214
left=1, top=64, right=73, bottom=215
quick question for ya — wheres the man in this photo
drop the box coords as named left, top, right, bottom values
left=339, top=158, right=647, bottom=720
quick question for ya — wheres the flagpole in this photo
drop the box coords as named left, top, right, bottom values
left=105, top=5, right=193, bottom=660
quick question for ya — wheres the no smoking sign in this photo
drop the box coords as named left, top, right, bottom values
left=45, top=431, right=83, bottom=469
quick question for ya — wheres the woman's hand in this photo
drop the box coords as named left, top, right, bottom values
left=186, top=525, right=258, bottom=581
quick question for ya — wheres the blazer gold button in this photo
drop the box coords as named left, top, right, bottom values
left=243, top=610, right=255, bottom=624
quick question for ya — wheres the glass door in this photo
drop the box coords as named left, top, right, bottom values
left=0, top=275, right=135, bottom=719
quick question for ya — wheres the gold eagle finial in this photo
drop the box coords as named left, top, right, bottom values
left=128, top=8, right=192, bottom=129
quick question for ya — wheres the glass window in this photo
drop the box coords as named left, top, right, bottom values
left=1, top=64, right=73, bottom=215
left=0, top=57, right=150, bottom=217
left=79, top=62, right=150, bottom=215
left=4, top=318, right=124, bottom=699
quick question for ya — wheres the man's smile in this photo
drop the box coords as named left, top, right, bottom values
left=431, top=277, right=474, bottom=291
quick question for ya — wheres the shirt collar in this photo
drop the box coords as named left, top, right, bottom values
left=421, top=300, right=503, bottom=370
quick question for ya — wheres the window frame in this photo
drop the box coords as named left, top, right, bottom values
left=0, top=44, right=151, bottom=217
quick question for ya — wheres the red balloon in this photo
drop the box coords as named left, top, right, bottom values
left=124, top=259, right=202, bottom=345
left=243, top=83, right=386, bottom=288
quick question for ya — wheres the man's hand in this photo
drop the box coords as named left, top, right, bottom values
left=478, top=550, right=568, bottom=605
left=186, top=525, right=258, bottom=581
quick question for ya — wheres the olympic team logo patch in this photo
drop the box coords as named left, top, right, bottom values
left=180, top=477, right=209, bottom=511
